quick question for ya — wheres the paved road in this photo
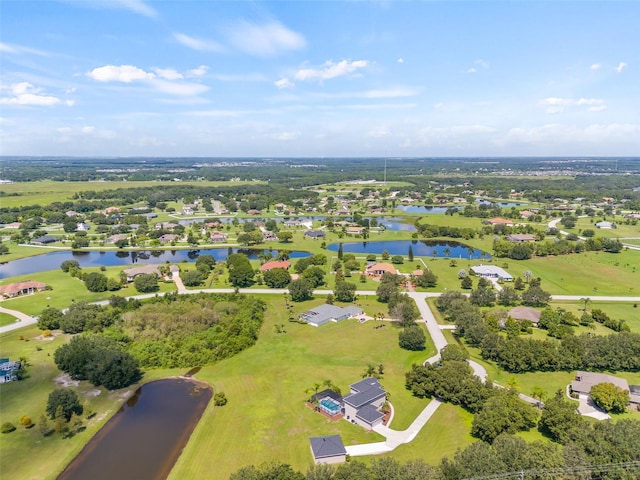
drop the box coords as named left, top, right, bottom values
left=0, top=305, right=37, bottom=332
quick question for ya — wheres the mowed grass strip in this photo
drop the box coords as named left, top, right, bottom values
left=169, top=295, right=437, bottom=479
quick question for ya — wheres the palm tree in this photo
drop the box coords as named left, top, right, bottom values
left=524, top=270, right=533, bottom=283
left=444, top=247, right=451, bottom=258
left=530, top=386, right=546, bottom=408
left=580, top=297, right=591, bottom=312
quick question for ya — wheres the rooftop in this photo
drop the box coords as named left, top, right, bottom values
left=309, top=435, right=347, bottom=459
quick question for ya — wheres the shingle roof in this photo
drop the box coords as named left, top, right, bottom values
left=350, top=377, right=381, bottom=393
left=309, top=435, right=347, bottom=459
left=356, top=404, right=384, bottom=424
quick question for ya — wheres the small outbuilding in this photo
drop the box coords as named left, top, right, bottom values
left=309, top=435, right=347, bottom=465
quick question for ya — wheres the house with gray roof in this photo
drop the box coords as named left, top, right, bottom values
left=343, top=377, right=387, bottom=429
left=309, top=435, right=347, bottom=465
left=123, top=264, right=161, bottom=282
left=571, top=371, right=639, bottom=406
left=298, top=304, right=363, bottom=327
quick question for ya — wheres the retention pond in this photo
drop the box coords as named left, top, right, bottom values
left=58, top=378, right=211, bottom=480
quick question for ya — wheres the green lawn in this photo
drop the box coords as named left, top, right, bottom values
left=169, top=295, right=438, bottom=479
left=0, top=312, right=18, bottom=327
left=573, top=215, right=640, bottom=239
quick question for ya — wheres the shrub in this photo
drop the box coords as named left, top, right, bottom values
left=1, top=422, right=16, bottom=434
left=19, top=415, right=33, bottom=429
left=214, top=392, right=227, bottom=406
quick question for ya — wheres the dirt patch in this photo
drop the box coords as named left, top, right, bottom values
left=35, top=331, right=63, bottom=341
left=54, top=373, right=80, bottom=387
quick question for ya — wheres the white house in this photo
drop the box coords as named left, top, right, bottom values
left=471, top=265, right=514, bottom=281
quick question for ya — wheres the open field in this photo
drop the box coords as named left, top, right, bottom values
left=169, top=295, right=441, bottom=478
left=0, top=180, right=263, bottom=208
left=574, top=215, right=640, bottom=239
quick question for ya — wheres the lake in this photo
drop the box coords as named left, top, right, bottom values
left=0, top=248, right=310, bottom=278
left=58, top=378, right=212, bottom=480
left=327, top=240, right=489, bottom=259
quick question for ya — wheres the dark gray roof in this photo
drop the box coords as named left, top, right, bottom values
left=32, top=235, right=59, bottom=244
left=311, top=389, right=342, bottom=403
left=305, top=230, right=326, bottom=238
left=350, top=377, right=381, bottom=393
left=310, top=435, right=346, bottom=459
left=356, top=404, right=384, bottom=424
left=344, top=386, right=386, bottom=409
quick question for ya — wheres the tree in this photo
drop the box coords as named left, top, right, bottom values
left=46, top=388, right=83, bottom=421
left=470, top=286, right=496, bottom=307
left=276, top=231, right=293, bottom=243
left=263, top=268, right=291, bottom=288
left=84, top=272, right=108, bottom=292
left=1, top=422, right=16, bottom=434
left=195, top=254, right=216, bottom=273
left=461, top=276, right=473, bottom=289
left=38, top=307, right=63, bottom=330
left=538, top=390, right=584, bottom=442
left=580, top=297, right=591, bottom=312
left=134, top=273, right=159, bottom=293
left=399, top=325, right=426, bottom=351
left=440, top=344, right=469, bottom=362
left=60, top=260, right=80, bottom=272
left=521, top=285, right=551, bottom=307
left=334, top=280, right=357, bottom=302
left=38, top=414, right=50, bottom=437
left=408, top=245, right=414, bottom=262
left=289, top=278, right=313, bottom=302
left=471, top=391, right=537, bottom=442
left=214, top=392, right=228, bottom=406
left=19, top=415, right=33, bottom=429
left=415, top=270, right=438, bottom=288
left=589, top=382, right=630, bottom=413
left=227, top=254, right=255, bottom=288
left=497, top=286, right=519, bottom=306
left=301, top=266, right=325, bottom=288
left=337, top=243, right=343, bottom=260
left=181, top=269, right=204, bottom=286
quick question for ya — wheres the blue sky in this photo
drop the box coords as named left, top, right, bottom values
left=1, top=1, right=638, bottom=157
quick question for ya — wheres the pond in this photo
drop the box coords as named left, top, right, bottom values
left=58, top=378, right=212, bottom=480
left=327, top=240, right=489, bottom=259
left=0, top=247, right=311, bottom=278
left=396, top=205, right=458, bottom=214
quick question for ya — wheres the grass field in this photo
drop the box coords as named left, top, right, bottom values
left=169, top=295, right=443, bottom=478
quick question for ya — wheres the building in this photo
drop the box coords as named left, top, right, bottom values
left=0, top=359, right=22, bottom=384
left=506, top=233, right=537, bottom=243
left=343, top=378, right=387, bottom=429
left=595, top=221, right=615, bottom=229
left=158, top=234, right=179, bottom=243
left=76, top=222, right=91, bottom=231
left=471, top=264, right=513, bottom=281
left=486, top=218, right=515, bottom=227
left=309, top=435, right=347, bottom=465
left=209, top=231, right=228, bottom=243
left=123, top=264, right=161, bottom=282
left=508, top=307, right=541, bottom=325
left=31, top=235, right=59, bottom=245
left=571, top=371, right=640, bottom=405
left=298, top=304, right=363, bottom=327
left=345, top=226, right=365, bottom=235
left=0, top=280, right=48, bottom=299
left=304, top=230, right=326, bottom=239
left=365, top=262, right=397, bottom=276
left=260, top=260, right=291, bottom=272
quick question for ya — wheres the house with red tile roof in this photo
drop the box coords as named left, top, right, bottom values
left=260, top=260, right=291, bottom=272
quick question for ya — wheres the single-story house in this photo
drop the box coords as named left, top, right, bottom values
left=262, top=231, right=278, bottom=241
left=343, top=377, right=387, bottom=429
left=486, top=218, right=515, bottom=227
left=571, top=371, right=639, bottom=405
left=159, top=234, right=179, bottom=243
left=4, top=222, right=23, bottom=229
left=506, top=233, right=537, bottom=243
left=309, top=435, right=347, bottom=465
left=595, top=221, right=615, bottom=229
left=283, top=220, right=302, bottom=228
left=471, top=264, right=513, bottom=281
left=210, top=231, right=228, bottom=243
left=31, top=235, right=59, bottom=245
left=0, top=359, right=22, bottom=384
left=76, top=222, right=91, bottom=231
left=260, top=260, right=291, bottom=272
left=0, top=280, right=48, bottom=299
left=298, top=304, right=363, bottom=327
left=508, top=307, right=541, bottom=324
left=519, top=210, right=535, bottom=219
left=123, top=264, right=161, bottom=282
left=247, top=209, right=261, bottom=215
left=365, top=262, right=397, bottom=276
left=305, top=230, right=326, bottom=239
left=345, top=226, right=365, bottom=235
left=106, top=234, right=129, bottom=244
left=154, top=222, right=177, bottom=231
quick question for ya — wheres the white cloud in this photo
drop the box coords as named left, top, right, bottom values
left=173, top=33, right=225, bottom=52
left=434, top=103, right=445, bottom=109
left=269, top=131, right=300, bottom=141
left=0, top=42, right=49, bottom=56
left=539, top=97, right=605, bottom=113
left=188, top=65, right=209, bottom=77
left=499, top=123, right=640, bottom=147
left=590, top=63, right=601, bottom=71
left=112, top=0, right=157, bottom=18
left=65, top=99, right=76, bottom=106
left=151, top=79, right=208, bottom=96
left=88, top=65, right=155, bottom=82
left=475, top=59, right=489, bottom=69
left=465, top=68, right=477, bottom=74
left=275, top=77, right=294, bottom=89
left=81, top=126, right=95, bottom=134
left=367, top=128, right=392, bottom=138
left=226, top=20, right=306, bottom=57
left=0, top=82, right=62, bottom=106
left=397, top=58, right=404, bottom=64
left=87, top=64, right=209, bottom=96
left=295, top=60, right=369, bottom=82
left=154, top=68, right=183, bottom=80
left=616, top=61, right=627, bottom=73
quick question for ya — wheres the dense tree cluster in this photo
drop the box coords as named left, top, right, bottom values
left=398, top=325, right=426, bottom=351
left=54, top=335, right=141, bottom=390
left=436, top=291, right=640, bottom=374
left=227, top=253, right=255, bottom=288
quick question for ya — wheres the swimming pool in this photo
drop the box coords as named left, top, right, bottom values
left=319, top=397, right=341, bottom=415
